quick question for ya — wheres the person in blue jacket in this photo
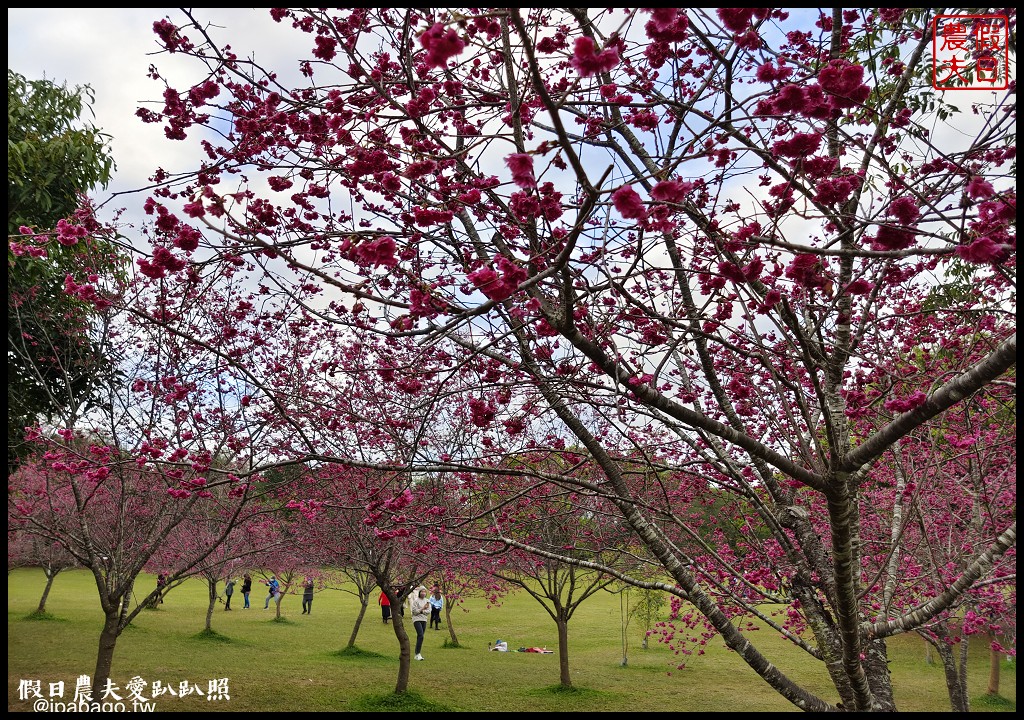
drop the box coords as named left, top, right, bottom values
left=428, top=585, right=444, bottom=630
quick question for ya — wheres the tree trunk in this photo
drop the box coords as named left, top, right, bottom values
left=934, top=639, right=970, bottom=712
left=798, top=588, right=857, bottom=709
left=206, top=578, right=217, bottom=632
left=924, top=636, right=934, bottom=665
left=91, top=610, right=121, bottom=700
left=987, top=633, right=1000, bottom=696
left=959, top=634, right=970, bottom=704
left=444, top=601, right=459, bottom=647
left=391, top=613, right=412, bottom=693
left=863, top=637, right=897, bottom=711
left=347, top=598, right=368, bottom=648
left=556, top=617, right=571, bottom=688
left=826, top=486, right=877, bottom=711
left=37, top=568, right=58, bottom=613
left=275, top=590, right=283, bottom=619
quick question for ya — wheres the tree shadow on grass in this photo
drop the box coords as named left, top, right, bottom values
left=974, top=694, right=1015, bottom=711
left=23, top=610, right=65, bottom=622
left=192, top=628, right=233, bottom=643
left=526, top=684, right=612, bottom=700
left=349, top=690, right=453, bottom=712
left=329, top=646, right=390, bottom=661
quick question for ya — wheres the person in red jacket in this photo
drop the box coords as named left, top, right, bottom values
left=379, top=588, right=392, bottom=623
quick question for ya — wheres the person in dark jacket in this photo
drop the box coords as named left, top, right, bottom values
left=241, top=574, right=252, bottom=609
left=301, top=577, right=315, bottom=614
left=224, top=577, right=236, bottom=610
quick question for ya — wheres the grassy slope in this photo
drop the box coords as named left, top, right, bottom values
left=7, top=568, right=1015, bottom=712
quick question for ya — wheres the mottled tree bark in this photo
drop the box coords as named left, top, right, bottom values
left=346, top=598, right=368, bottom=648
left=91, top=610, right=121, bottom=700
left=556, top=617, right=571, bottom=688
left=36, top=568, right=59, bottom=614
left=444, top=601, right=459, bottom=647
left=987, top=633, right=1001, bottom=696
left=205, top=577, right=217, bottom=631
left=391, top=613, right=412, bottom=694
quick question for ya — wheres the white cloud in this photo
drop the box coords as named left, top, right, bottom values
left=11, top=9, right=175, bottom=199
left=10, top=8, right=1013, bottom=254
left=8, top=9, right=299, bottom=230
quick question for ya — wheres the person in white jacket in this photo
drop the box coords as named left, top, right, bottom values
left=409, top=585, right=431, bottom=660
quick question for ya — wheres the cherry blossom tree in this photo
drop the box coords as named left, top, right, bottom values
left=985, top=614, right=1016, bottom=698
left=468, top=458, right=630, bottom=687
left=5, top=265, right=282, bottom=697
left=8, top=458, right=79, bottom=618
left=148, top=495, right=276, bottom=632
left=296, top=467, right=386, bottom=649
left=325, top=564, right=378, bottom=649
left=47, top=7, right=1016, bottom=711
left=851, top=366, right=1016, bottom=711
left=627, top=586, right=667, bottom=652
left=252, top=532, right=312, bottom=619
left=295, top=459, right=506, bottom=651
left=7, top=520, right=78, bottom=615
left=288, top=463, right=447, bottom=692
left=431, top=555, right=508, bottom=648
left=7, top=443, right=259, bottom=699
left=491, top=536, right=617, bottom=688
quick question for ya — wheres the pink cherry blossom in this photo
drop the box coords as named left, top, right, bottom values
left=612, top=185, right=647, bottom=219
left=505, top=153, right=536, bottom=189
left=651, top=179, right=695, bottom=203
left=420, top=23, right=465, bottom=69
left=717, top=8, right=757, bottom=32
left=966, top=176, right=995, bottom=200
left=570, top=36, right=620, bottom=77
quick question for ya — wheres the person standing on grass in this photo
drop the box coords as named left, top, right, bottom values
left=224, top=577, right=236, bottom=611
left=410, top=585, right=431, bottom=661
left=241, top=573, right=252, bottom=609
left=301, top=576, right=315, bottom=614
left=379, top=588, right=392, bottom=623
left=264, top=576, right=280, bottom=609
left=428, top=586, right=444, bottom=630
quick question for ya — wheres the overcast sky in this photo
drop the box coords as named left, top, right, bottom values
left=9, top=8, right=1013, bottom=235
left=11, top=9, right=176, bottom=193
left=8, top=8, right=294, bottom=223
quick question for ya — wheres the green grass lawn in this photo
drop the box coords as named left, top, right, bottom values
left=7, top=568, right=1015, bottom=712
